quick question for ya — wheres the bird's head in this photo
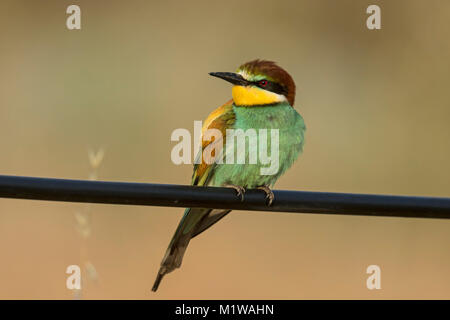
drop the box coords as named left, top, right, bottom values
left=209, top=59, right=296, bottom=107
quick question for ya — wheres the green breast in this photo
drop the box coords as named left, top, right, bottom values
left=209, top=102, right=306, bottom=188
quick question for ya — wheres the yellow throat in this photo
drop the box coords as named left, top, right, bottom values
left=232, top=85, right=286, bottom=106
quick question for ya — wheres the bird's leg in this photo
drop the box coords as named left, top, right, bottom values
left=224, top=184, right=246, bottom=202
left=256, top=185, right=275, bottom=206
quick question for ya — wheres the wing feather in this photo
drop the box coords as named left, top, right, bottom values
left=189, top=100, right=235, bottom=238
left=192, top=99, right=235, bottom=186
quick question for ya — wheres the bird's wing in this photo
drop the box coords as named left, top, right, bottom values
left=188, top=99, right=236, bottom=238
left=191, top=99, right=235, bottom=187
left=191, top=208, right=231, bottom=238
left=168, top=100, right=236, bottom=240
left=152, top=100, right=236, bottom=291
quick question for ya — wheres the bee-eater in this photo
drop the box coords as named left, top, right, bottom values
left=152, top=59, right=306, bottom=291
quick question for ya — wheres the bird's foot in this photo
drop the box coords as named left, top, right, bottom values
left=224, top=184, right=246, bottom=202
left=257, top=185, right=274, bottom=206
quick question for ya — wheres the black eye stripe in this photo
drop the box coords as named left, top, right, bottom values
left=253, top=80, right=287, bottom=95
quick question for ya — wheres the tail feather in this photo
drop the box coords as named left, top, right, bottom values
left=152, top=234, right=191, bottom=291
left=152, top=207, right=229, bottom=292
left=152, top=208, right=199, bottom=292
left=152, top=271, right=165, bottom=292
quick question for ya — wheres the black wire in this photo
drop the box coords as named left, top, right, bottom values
left=0, top=174, right=449, bottom=219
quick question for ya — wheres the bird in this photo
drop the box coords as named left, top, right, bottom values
left=152, top=59, right=306, bottom=291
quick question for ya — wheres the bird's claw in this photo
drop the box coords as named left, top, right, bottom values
left=225, top=184, right=246, bottom=202
left=257, top=185, right=274, bottom=206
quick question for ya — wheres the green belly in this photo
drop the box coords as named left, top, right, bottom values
left=210, top=103, right=306, bottom=188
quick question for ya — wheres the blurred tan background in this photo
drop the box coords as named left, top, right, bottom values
left=0, top=0, right=449, bottom=299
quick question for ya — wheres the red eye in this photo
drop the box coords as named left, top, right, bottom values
left=259, top=80, right=268, bottom=87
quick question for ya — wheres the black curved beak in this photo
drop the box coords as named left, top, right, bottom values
left=209, top=72, right=248, bottom=86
